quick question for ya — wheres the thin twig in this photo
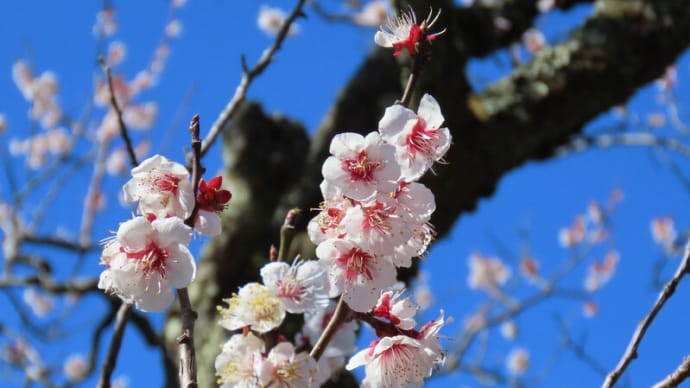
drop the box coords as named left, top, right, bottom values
left=177, top=114, right=202, bottom=388
left=98, top=58, right=138, bottom=167
left=602, top=240, right=690, bottom=387
left=97, top=302, right=132, bottom=388
left=652, top=356, right=690, bottom=388
left=277, top=208, right=300, bottom=262
left=200, top=0, right=307, bottom=158
left=310, top=296, right=351, bottom=361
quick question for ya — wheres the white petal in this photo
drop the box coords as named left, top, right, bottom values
left=195, top=210, right=222, bottom=237
left=417, top=94, right=444, bottom=130
left=165, top=245, right=196, bottom=288
left=152, top=217, right=192, bottom=247
left=135, top=286, right=175, bottom=312
left=379, top=105, right=416, bottom=141
left=117, top=217, right=152, bottom=251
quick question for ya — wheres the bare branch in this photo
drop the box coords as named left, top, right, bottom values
left=97, top=302, right=132, bottom=388
left=603, top=240, right=690, bottom=387
left=200, top=0, right=307, bottom=158
left=309, top=296, right=351, bottom=361
left=653, top=356, right=690, bottom=388
left=556, top=133, right=690, bottom=159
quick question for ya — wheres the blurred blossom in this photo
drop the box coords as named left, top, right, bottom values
left=123, top=102, right=158, bottom=130
left=23, top=288, right=55, bottom=318
left=464, top=311, right=487, bottom=332
left=46, top=127, right=71, bottom=155
left=647, top=112, right=666, bottom=128
left=112, top=376, right=129, bottom=388
left=558, top=215, right=586, bottom=247
left=165, top=19, right=183, bottom=37
left=63, top=354, right=87, bottom=382
left=93, top=8, right=117, bottom=36
left=107, top=41, right=127, bottom=66
left=523, top=28, right=546, bottom=54
left=493, top=16, right=511, bottom=32
left=538, top=0, right=555, bottom=12
left=95, top=74, right=131, bottom=107
left=106, top=148, right=128, bottom=176
left=172, top=0, right=187, bottom=7
left=651, top=217, right=677, bottom=251
left=413, top=283, right=433, bottom=311
left=97, top=110, right=120, bottom=142
left=584, top=250, right=619, bottom=292
left=12, top=60, right=34, bottom=100
left=656, top=65, right=677, bottom=92
left=467, top=253, right=511, bottom=291
left=2, top=338, right=41, bottom=366
left=353, top=1, right=390, bottom=27
left=257, top=6, right=299, bottom=36
left=500, top=321, right=518, bottom=340
left=0, top=113, right=6, bottom=133
left=587, top=201, right=603, bottom=225
left=507, top=347, right=530, bottom=375
left=583, top=300, right=598, bottom=318
left=520, top=255, right=540, bottom=282
left=130, top=70, right=155, bottom=94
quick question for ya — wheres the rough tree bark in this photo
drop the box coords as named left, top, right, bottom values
left=163, top=0, right=690, bottom=386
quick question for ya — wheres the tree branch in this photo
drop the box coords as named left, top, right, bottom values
left=603, top=240, right=690, bottom=387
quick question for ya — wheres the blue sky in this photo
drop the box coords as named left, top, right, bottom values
left=1, top=1, right=689, bottom=387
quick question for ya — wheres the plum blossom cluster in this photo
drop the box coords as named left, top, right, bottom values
left=98, top=154, right=231, bottom=311
left=214, top=258, right=334, bottom=386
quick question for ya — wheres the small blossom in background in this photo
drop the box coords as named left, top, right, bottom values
left=523, top=28, right=546, bottom=54
left=501, top=321, right=518, bottom=340
left=257, top=5, right=299, bottom=36
left=538, top=0, right=555, bottom=12
left=93, top=8, right=117, bottom=36
left=520, top=255, right=540, bottom=283
left=651, top=217, right=677, bottom=250
left=0, top=113, right=6, bottom=133
left=165, top=19, right=183, bottom=37
left=583, top=300, right=599, bottom=318
left=214, top=332, right=266, bottom=387
left=261, top=342, right=318, bottom=387
left=467, top=253, right=511, bottom=292
left=107, top=41, right=127, bottom=66
left=558, top=215, right=586, bottom=247
left=63, top=354, right=87, bottom=382
left=23, top=288, right=55, bottom=318
left=353, top=1, right=390, bottom=27
left=507, top=347, right=530, bottom=375
left=195, top=176, right=232, bottom=237
left=584, top=250, right=619, bottom=292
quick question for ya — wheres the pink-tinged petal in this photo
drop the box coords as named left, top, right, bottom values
left=329, top=132, right=365, bottom=156
left=260, top=261, right=289, bottom=286
left=117, top=217, right=152, bottom=251
left=417, top=94, right=444, bottom=130
left=177, top=180, right=195, bottom=217
left=379, top=105, right=416, bottom=140
left=135, top=286, right=175, bottom=312
left=165, top=245, right=196, bottom=288
left=344, top=282, right=382, bottom=312
left=130, top=154, right=165, bottom=176
left=345, top=347, right=371, bottom=370
left=152, top=217, right=192, bottom=247
left=322, top=156, right=350, bottom=183
left=195, top=210, right=222, bottom=237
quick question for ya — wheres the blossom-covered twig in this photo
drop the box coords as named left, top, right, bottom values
left=200, top=0, right=307, bottom=158
left=97, top=302, right=132, bottom=388
left=556, top=133, right=690, bottom=159
left=603, top=240, right=690, bottom=387
left=98, top=57, right=138, bottom=167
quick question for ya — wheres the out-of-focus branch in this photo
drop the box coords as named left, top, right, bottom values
left=200, top=0, right=307, bottom=158
left=556, top=133, right=690, bottom=158
left=97, top=302, right=132, bottom=388
left=98, top=58, right=137, bottom=167
left=603, top=240, right=690, bottom=388
left=20, top=234, right=94, bottom=254
left=653, top=356, right=690, bottom=388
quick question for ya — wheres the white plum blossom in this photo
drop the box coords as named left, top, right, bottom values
left=374, top=8, right=444, bottom=57
left=122, top=154, right=194, bottom=219
left=260, top=342, right=319, bottom=388
left=214, top=332, right=266, bottom=388
left=218, top=282, right=286, bottom=333
left=307, top=194, right=352, bottom=245
left=379, top=94, right=451, bottom=181
left=371, top=290, right=417, bottom=330
left=322, top=132, right=400, bottom=201
left=261, top=259, right=330, bottom=314
left=99, top=216, right=195, bottom=312
left=23, top=288, right=55, bottom=318
left=316, top=238, right=397, bottom=312
left=341, top=198, right=411, bottom=257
